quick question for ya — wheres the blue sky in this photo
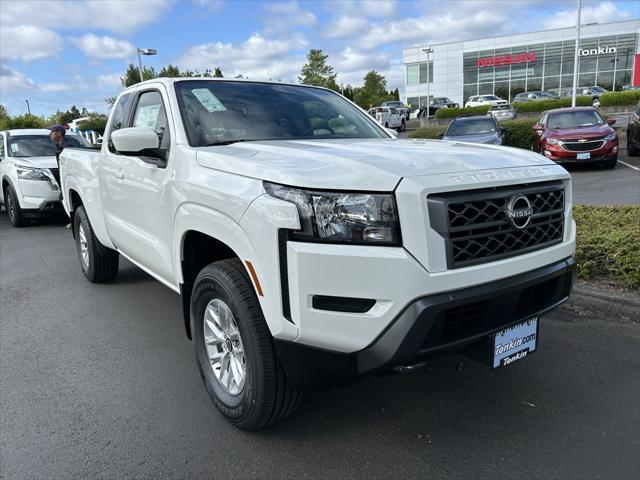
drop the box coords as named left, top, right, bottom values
left=1, top=0, right=638, bottom=117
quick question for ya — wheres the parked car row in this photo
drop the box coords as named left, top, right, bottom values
left=626, top=101, right=640, bottom=156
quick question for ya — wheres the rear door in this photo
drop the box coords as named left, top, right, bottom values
left=100, top=85, right=176, bottom=282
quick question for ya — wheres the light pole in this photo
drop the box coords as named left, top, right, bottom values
left=25, top=99, right=31, bottom=115
left=422, top=47, right=433, bottom=121
left=137, top=48, right=157, bottom=83
left=571, top=0, right=581, bottom=107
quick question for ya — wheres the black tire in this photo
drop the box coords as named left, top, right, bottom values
left=4, top=184, right=28, bottom=227
left=192, top=259, right=301, bottom=430
left=74, top=205, right=119, bottom=283
left=627, top=134, right=640, bottom=156
left=399, top=121, right=406, bottom=132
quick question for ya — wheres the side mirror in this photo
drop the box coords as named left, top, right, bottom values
left=385, top=128, right=398, bottom=138
left=500, top=128, right=506, bottom=135
left=111, top=127, right=159, bottom=154
left=438, top=133, right=444, bottom=139
left=532, top=124, right=542, bottom=131
left=607, top=118, right=616, bottom=125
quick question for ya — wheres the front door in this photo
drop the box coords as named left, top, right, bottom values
left=100, top=86, right=175, bottom=283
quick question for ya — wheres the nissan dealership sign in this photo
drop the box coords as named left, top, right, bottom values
left=579, top=46, right=617, bottom=56
left=476, top=52, right=537, bottom=68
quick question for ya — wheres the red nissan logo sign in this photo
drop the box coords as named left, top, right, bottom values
left=477, top=52, right=537, bottom=68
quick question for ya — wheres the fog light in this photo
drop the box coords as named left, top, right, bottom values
left=612, top=146, right=618, bottom=153
left=543, top=150, right=552, bottom=157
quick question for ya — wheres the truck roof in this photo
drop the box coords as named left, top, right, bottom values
left=126, top=77, right=328, bottom=91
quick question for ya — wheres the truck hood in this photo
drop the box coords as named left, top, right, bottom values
left=195, top=138, right=553, bottom=191
left=11, top=155, right=58, bottom=169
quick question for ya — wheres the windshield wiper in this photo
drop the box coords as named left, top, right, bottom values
left=203, top=139, right=253, bottom=147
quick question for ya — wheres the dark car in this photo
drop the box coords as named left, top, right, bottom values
left=627, top=101, right=640, bottom=156
left=442, top=115, right=504, bottom=145
left=513, top=91, right=559, bottom=102
left=417, top=97, right=459, bottom=118
left=532, top=107, right=618, bottom=168
left=562, top=86, right=608, bottom=107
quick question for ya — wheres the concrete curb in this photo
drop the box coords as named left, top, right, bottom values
left=564, top=282, right=640, bottom=322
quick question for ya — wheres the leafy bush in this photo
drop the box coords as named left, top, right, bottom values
left=434, top=105, right=490, bottom=119
left=512, top=96, right=593, bottom=113
left=501, top=119, right=538, bottom=149
left=573, top=205, right=640, bottom=289
left=77, top=113, right=108, bottom=134
left=599, top=91, right=640, bottom=107
left=407, top=126, right=447, bottom=139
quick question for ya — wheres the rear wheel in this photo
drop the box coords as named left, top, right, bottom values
left=74, top=206, right=119, bottom=282
left=192, top=259, right=301, bottom=430
left=4, top=184, right=28, bottom=227
left=627, top=134, right=640, bottom=156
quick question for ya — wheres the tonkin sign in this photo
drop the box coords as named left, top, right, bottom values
left=579, top=46, right=617, bottom=56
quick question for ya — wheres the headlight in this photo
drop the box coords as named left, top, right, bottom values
left=16, top=165, right=49, bottom=181
left=546, top=138, right=561, bottom=146
left=264, top=182, right=401, bottom=245
left=604, top=133, right=617, bottom=141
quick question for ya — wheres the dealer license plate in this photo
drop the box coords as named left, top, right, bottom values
left=577, top=152, right=591, bottom=160
left=493, top=318, right=538, bottom=368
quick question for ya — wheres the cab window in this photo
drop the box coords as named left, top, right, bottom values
left=107, top=93, right=133, bottom=153
left=131, top=90, right=170, bottom=158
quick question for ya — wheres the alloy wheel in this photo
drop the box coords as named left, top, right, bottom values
left=203, top=298, right=246, bottom=395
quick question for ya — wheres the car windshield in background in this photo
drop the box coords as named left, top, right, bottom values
left=7, top=134, right=92, bottom=157
left=175, top=81, right=386, bottom=147
left=447, top=118, right=497, bottom=136
left=483, top=95, right=500, bottom=101
left=548, top=111, right=605, bottom=129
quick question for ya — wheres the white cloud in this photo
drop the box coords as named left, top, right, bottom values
left=71, top=34, right=136, bottom=60
left=0, top=67, right=38, bottom=92
left=325, top=16, right=369, bottom=38
left=543, top=1, right=632, bottom=29
left=0, top=0, right=171, bottom=34
left=96, top=73, right=123, bottom=88
left=262, top=1, right=317, bottom=32
left=177, top=32, right=307, bottom=80
left=193, top=0, right=224, bottom=13
left=0, top=25, right=63, bottom=61
left=360, top=0, right=397, bottom=18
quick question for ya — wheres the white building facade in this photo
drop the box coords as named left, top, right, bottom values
left=403, top=20, right=640, bottom=109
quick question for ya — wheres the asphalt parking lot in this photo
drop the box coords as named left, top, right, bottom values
left=1, top=174, right=639, bottom=479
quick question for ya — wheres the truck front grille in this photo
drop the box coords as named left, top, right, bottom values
left=428, top=181, right=565, bottom=268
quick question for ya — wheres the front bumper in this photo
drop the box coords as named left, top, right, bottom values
left=543, top=141, right=618, bottom=164
left=16, top=178, right=62, bottom=212
left=275, top=257, right=574, bottom=388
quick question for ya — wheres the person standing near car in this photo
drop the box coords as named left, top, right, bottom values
left=49, top=125, right=71, bottom=228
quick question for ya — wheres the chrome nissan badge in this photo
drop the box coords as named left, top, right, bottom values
left=506, top=194, right=533, bottom=229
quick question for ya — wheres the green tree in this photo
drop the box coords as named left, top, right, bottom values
left=353, top=71, right=394, bottom=109
left=3, top=114, right=46, bottom=129
left=121, top=63, right=157, bottom=87
left=214, top=67, right=223, bottom=78
left=0, top=104, right=8, bottom=122
left=299, top=49, right=337, bottom=89
left=77, top=113, right=109, bottom=133
left=158, top=64, right=181, bottom=77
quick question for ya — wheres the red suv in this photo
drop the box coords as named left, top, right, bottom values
left=532, top=107, right=618, bottom=168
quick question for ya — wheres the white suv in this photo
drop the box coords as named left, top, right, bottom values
left=0, top=129, right=91, bottom=226
left=465, top=95, right=508, bottom=108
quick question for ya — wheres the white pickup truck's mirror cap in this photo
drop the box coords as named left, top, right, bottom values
left=111, top=127, right=159, bottom=154
left=385, top=128, right=398, bottom=138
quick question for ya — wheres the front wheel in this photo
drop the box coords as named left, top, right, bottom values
left=192, top=259, right=301, bottom=430
left=74, top=206, right=119, bottom=282
left=4, top=184, right=28, bottom=227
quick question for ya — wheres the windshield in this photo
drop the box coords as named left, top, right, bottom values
left=538, top=92, right=555, bottom=98
left=547, top=110, right=605, bottom=129
left=483, top=95, right=500, bottom=101
left=446, top=118, right=497, bottom=136
left=590, top=86, right=607, bottom=93
left=7, top=134, right=92, bottom=157
left=175, top=81, right=386, bottom=147
left=383, top=101, right=403, bottom=107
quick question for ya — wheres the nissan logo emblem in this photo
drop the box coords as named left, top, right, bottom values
left=506, top=194, right=533, bottom=229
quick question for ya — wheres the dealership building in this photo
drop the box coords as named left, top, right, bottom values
left=403, top=19, right=640, bottom=108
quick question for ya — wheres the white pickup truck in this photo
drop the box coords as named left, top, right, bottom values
left=61, top=78, right=575, bottom=430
